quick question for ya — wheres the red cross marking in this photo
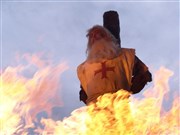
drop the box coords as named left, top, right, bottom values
left=94, top=61, right=115, bottom=79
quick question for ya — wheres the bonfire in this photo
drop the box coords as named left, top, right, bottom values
left=0, top=54, right=179, bottom=134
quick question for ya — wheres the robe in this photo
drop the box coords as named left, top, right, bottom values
left=77, top=48, right=138, bottom=104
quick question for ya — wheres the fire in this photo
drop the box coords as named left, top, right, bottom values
left=0, top=54, right=68, bottom=134
left=40, top=67, right=180, bottom=135
left=0, top=54, right=179, bottom=134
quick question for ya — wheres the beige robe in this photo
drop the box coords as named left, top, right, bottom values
left=77, top=48, right=135, bottom=104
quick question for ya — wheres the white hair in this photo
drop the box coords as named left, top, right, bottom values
left=86, top=25, right=121, bottom=63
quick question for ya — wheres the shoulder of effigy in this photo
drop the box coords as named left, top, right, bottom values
left=78, top=60, right=98, bottom=68
left=118, top=48, right=136, bottom=55
left=77, top=61, right=86, bottom=70
left=121, top=47, right=135, bottom=52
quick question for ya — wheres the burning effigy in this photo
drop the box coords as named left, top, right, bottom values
left=77, top=11, right=152, bottom=105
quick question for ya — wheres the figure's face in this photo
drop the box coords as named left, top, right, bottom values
left=86, top=25, right=118, bottom=52
left=91, top=31, right=104, bottom=41
left=87, top=26, right=109, bottom=46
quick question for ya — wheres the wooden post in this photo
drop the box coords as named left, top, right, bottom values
left=103, top=10, right=121, bottom=48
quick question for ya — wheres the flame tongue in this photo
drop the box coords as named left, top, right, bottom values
left=39, top=67, right=179, bottom=135
left=85, top=90, right=133, bottom=135
left=130, top=67, right=177, bottom=134
left=0, top=54, right=68, bottom=134
left=0, top=53, right=179, bottom=135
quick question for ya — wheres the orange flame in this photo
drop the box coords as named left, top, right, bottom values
left=0, top=53, right=179, bottom=134
left=40, top=67, right=179, bottom=134
left=0, top=53, right=68, bottom=134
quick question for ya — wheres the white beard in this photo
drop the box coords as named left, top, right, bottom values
left=86, top=39, right=121, bottom=63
